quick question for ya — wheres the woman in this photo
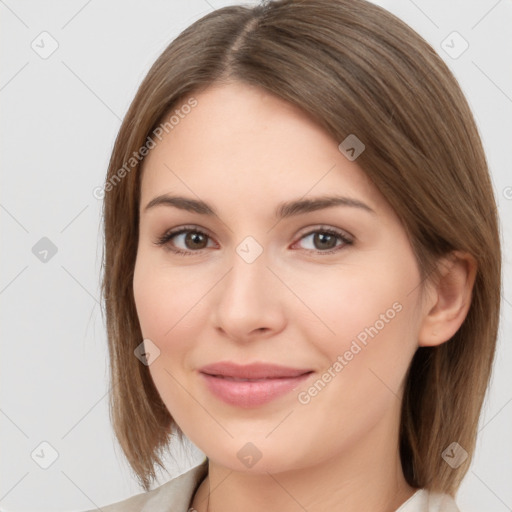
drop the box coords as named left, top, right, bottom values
left=88, top=0, right=501, bottom=510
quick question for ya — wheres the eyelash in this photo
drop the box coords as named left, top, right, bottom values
left=154, top=225, right=353, bottom=256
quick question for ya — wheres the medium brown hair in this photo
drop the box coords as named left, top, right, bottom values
left=100, top=0, right=501, bottom=494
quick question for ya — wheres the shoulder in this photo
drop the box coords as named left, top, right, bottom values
left=81, top=458, right=208, bottom=512
left=396, top=489, right=461, bottom=512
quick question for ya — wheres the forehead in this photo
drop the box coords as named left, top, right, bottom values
left=139, top=82, right=386, bottom=215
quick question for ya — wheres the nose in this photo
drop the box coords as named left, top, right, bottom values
left=211, top=248, right=287, bottom=343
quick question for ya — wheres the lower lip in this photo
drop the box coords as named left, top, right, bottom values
left=200, top=372, right=312, bottom=407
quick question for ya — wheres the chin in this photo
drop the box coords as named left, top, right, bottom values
left=194, top=433, right=315, bottom=475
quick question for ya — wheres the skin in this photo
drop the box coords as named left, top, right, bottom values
left=133, top=81, right=475, bottom=512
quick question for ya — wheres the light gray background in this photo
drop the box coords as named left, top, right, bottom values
left=1, top=1, right=511, bottom=511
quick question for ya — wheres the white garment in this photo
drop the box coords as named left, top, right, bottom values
left=84, top=458, right=460, bottom=512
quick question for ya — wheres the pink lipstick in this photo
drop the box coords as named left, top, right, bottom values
left=199, top=362, right=313, bottom=407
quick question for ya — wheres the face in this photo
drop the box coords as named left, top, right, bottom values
left=133, top=81, right=425, bottom=474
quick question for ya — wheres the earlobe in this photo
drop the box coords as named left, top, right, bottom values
left=418, top=252, right=477, bottom=347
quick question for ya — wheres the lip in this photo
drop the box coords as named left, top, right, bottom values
left=199, top=362, right=313, bottom=407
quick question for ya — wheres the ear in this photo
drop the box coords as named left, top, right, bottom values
left=418, top=251, right=477, bottom=347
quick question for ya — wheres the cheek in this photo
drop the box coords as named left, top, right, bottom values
left=288, top=266, right=420, bottom=454
left=133, top=254, right=221, bottom=392
left=134, top=253, right=203, bottom=340
left=133, top=255, right=209, bottom=418
left=291, top=254, right=421, bottom=386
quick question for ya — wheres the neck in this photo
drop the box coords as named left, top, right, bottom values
left=191, top=416, right=417, bottom=512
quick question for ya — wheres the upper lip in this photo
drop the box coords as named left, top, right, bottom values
left=199, top=362, right=313, bottom=379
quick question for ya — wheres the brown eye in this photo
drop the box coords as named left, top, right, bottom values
left=312, top=232, right=338, bottom=250
left=295, top=227, right=353, bottom=254
left=183, top=231, right=208, bottom=250
left=154, top=227, right=215, bottom=255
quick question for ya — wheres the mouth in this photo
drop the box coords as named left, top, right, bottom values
left=198, top=362, right=314, bottom=407
left=206, top=375, right=302, bottom=382
left=199, top=361, right=313, bottom=379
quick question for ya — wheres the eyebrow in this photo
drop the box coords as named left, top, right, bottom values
left=143, top=194, right=375, bottom=218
